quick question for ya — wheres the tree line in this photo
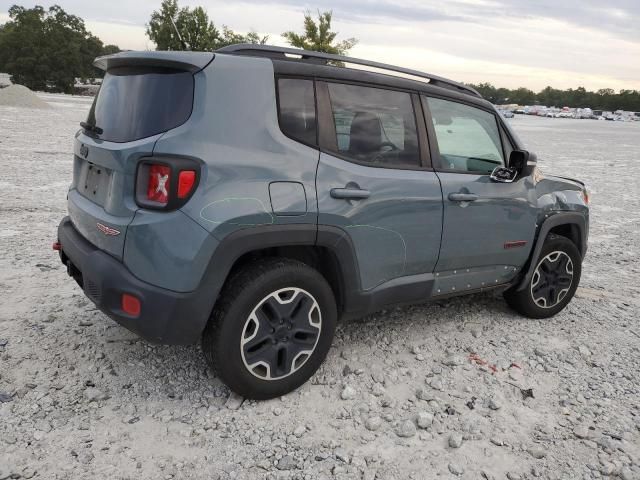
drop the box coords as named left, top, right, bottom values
left=469, top=83, right=640, bottom=112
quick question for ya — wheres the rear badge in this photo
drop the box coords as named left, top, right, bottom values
left=97, top=223, right=120, bottom=236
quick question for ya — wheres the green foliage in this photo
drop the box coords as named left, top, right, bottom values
left=146, top=0, right=267, bottom=51
left=0, top=4, right=120, bottom=93
left=282, top=10, right=357, bottom=55
left=469, top=82, right=640, bottom=111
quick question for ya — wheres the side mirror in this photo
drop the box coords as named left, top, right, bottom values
left=509, top=149, right=537, bottom=177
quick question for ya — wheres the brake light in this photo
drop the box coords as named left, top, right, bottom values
left=147, top=165, right=171, bottom=205
left=136, top=158, right=199, bottom=210
left=178, top=170, right=196, bottom=198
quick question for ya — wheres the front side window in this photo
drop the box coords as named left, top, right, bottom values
left=425, top=97, right=504, bottom=174
left=327, top=83, right=420, bottom=168
left=277, top=78, right=317, bottom=146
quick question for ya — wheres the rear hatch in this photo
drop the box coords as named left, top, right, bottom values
left=68, top=51, right=212, bottom=259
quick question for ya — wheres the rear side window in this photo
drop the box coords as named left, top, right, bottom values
left=277, top=78, right=317, bottom=145
left=85, top=66, right=194, bottom=143
left=425, top=97, right=504, bottom=174
left=327, top=83, right=419, bottom=168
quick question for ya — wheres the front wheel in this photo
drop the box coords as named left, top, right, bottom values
left=202, top=258, right=337, bottom=400
left=504, top=235, right=581, bottom=318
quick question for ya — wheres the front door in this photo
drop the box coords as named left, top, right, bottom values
left=316, top=81, right=443, bottom=291
left=423, top=96, right=538, bottom=293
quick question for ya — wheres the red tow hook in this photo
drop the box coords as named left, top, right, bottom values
left=52, top=241, right=62, bottom=251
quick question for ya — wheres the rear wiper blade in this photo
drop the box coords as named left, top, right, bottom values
left=80, top=122, right=103, bottom=135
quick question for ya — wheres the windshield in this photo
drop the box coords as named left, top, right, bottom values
left=85, top=66, right=194, bottom=143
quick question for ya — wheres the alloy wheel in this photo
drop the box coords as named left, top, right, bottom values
left=530, top=251, right=574, bottom=308
left=240, top=287, right=322, bottom=380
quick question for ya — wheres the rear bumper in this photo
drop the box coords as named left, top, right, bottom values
left=57, top=217, right=211, bottom=344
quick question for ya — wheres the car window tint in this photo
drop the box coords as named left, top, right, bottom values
left=425, top=97, right=504, bottom=174
left=278, top=78, right=317, bottom=146
left=327, top=83, right=419, bottom=168
left=86, top=66, right=194, bottom=143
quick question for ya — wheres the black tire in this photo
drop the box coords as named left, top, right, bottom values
left=202, top=257, right=337, bottom=400
left=504, top=235, right=581, bottom=319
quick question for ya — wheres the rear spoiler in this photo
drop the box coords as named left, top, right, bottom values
left=94, top=51, right=215, bottom=73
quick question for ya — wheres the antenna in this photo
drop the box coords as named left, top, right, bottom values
left=169, top=15, right=189, bottom=50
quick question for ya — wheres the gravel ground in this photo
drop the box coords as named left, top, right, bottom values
left=1, top=96, right=639, bottom=480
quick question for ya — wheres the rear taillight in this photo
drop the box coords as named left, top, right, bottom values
left=178, top=170, right=196, bottom=198
left=147, top=165, right=171, bottom=205
left=135, top=158, right=200, bottom=210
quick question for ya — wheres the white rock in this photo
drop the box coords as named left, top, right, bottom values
left=448, top=463, right=465, bottom=476
left=448, top=433, right=463, bottom=448
left=443, top=355, right=464, bottom=366
left=430, top=378, right=443, bottom=391
left=416, top=411, right=434, bottom=429
left=341, top=385, right=357, bottom=400
left=573, top=426, right=590, bottom=439
left=395, top=420, right=416, bottom=438
left=527, top=446, right=547, bottom=459
left=371, top=383, right=386, bottom=397
left=365, top=416, right=382, bottom=432
left=578, top=345, right=592, bottom=356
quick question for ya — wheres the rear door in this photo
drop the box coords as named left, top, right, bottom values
left=423, top=96, right=537, bottom=290
left=315, top=81, right=442, bottom=291
left=69, top=65, right=196, bottom=259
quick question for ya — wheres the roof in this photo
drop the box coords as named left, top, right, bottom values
left=217, top=44, right=480, bottom=98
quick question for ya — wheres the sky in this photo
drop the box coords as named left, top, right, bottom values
left=1, top=0, right=639, bottom=91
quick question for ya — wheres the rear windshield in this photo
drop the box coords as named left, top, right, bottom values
left=85, top=66, right=194, bottom=143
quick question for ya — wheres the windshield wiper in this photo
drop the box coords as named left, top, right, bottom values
left=80, top=122, right=103, bottom=135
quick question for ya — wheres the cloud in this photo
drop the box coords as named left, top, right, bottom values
left=1, top=0, right=638, bottom=90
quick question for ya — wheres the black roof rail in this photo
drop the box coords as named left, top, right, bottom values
left=216, top=44, right=481, bottom=98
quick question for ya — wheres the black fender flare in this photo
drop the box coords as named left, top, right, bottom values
left=515, top=212, right=588, bottom=291
left=195, top=224, right=362, bottom=318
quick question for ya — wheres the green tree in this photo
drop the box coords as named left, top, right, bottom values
left=510, top=87, right=536, bottom=105
left=0, top=4, right=119, bottom=92
left=146, top=0, right=266, bottom=51
left=216, top=25, right=268, bottom=48
left=282, top=10, right=358, bottom=55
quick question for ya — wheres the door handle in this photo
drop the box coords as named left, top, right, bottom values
left=330, top=187, right=371, bottom=200
left=448, top=193, right=478, bottom=202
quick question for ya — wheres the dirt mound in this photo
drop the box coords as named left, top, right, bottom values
left=0, top=84, right=51, bottom=109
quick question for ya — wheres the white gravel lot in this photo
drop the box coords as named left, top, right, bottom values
left=1, top=95, right=639, bottom=480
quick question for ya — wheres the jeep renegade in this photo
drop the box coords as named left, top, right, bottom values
left=55, top=45, right=589, bottom=399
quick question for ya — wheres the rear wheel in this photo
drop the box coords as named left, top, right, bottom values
left=202, top=258, right=337, bottom=399
left=504, top=235, right=581, bottom=318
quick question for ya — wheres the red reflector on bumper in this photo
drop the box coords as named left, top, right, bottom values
left=52, top=242, right=61, bottom=251
left=122, top=294, right=141, bottom=317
